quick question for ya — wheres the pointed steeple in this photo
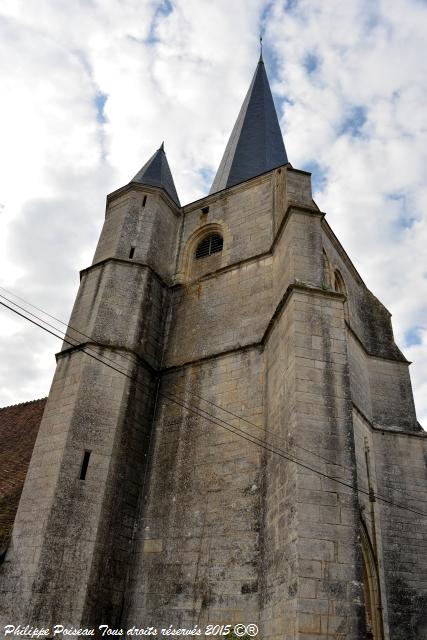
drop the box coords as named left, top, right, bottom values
left=209, top=59, right=288, bottom=195
left=132, top=144, right=180, bottom=206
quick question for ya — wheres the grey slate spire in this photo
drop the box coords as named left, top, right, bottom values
left=209, top=58, right=288, bottom=194
left=132, top=143, right=180, bottom=206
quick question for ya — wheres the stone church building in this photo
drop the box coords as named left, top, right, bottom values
left=1, top=57, right=426, bottom=639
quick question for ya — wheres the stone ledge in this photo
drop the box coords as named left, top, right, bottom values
left=79, top=257, right=169, bottom=288
left=106, top=182, right=181, bottom=215
left=55, top=342, right=157, bottom=375
left=346, top=321, right=410, bottom=365
left=353, top=403, right=426, bottom=437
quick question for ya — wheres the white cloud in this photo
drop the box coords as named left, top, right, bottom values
left=0, top=0, right=425, bottom=425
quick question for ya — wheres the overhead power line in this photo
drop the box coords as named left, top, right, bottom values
left=0, top=296, right=426, bottom=519
left=0, top=289, right=368, bottom=486
left=0, top=287, right=358, bottom=470
left=0, top=291, right=368, bottom=490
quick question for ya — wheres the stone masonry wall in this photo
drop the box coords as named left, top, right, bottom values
left=180, top=175, right=274, bottom=271
left=353, top=409, right=427, bottom=640
left=165, top=169, right=322, bottom=370
left=322, top=228, right=404, bottom=362
left=322, top=225, right=418, bottom=431
left=371, top=428, right=427, bottom=640
left=368, top=358, right=418, bottom=431
left=66, top=262, right=169, bottom=369
left=124, top=350, right=264, bottom=626
left=352, top=410, right=391, bottom=637
left=0, top=348, right=156, bottom=629
left=262, top=289, right=298, bottom=639
left=347, top=332, right=373, bottom=421
left=261, top=288, right=366, bottom=639
left=0, top=189, right=175, bottom=630
left=165, top=257, right=273, bottom=366
left=94, top=187, right=180, bottom=282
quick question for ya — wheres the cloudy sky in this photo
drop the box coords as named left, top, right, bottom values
left=0, top=0, right=426, bottom=425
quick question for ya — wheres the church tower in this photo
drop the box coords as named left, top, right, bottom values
left=1, top=56, right=426, bottom=640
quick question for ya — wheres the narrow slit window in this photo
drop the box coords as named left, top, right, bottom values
left=195, top=233, right=223, bottom=259
left=129, top=246, right=135, bottom=259
left=80, top=451, right=91, bottom=480
left=142, top=195, right=147, bottom=207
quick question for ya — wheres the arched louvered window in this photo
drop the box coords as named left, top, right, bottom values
left=195, top=233, right=223, bottom=259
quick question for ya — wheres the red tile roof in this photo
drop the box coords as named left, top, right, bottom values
left=0, top=398, right=46, bottom=548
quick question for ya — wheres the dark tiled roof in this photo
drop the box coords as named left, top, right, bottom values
left=210, top=58, right=288, bottom=195
left=0, top=398, right=46, bottom=548
left=131, top=143, right=181, bottom=206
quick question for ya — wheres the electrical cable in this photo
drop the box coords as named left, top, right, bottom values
left=0, top=297, right=342, bottom=475
left=0, top=287, right=351, bottom=469
left=1, top=298, right=426, bottom=519
left=0, top=289, right=371, bottom=490
left=1, top=297, right=424, bottom=516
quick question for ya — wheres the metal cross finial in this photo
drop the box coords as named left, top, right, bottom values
left=259, top=35, right=263, bottom=61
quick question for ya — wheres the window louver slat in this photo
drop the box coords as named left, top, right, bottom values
left=195, top=233, right=223, bottom=259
